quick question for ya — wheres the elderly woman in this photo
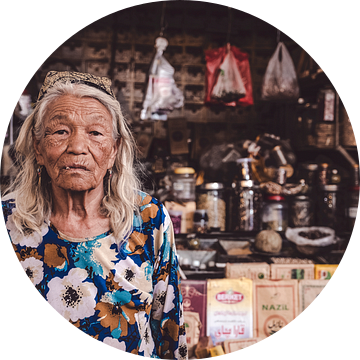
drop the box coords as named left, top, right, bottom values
left=2, top=71, right=187, bottom=359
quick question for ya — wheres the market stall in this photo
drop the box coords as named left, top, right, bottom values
left=1, top=1, right=358, bottom=358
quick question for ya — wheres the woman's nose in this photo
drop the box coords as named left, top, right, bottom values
left=66, top=130, right=88, bottom=154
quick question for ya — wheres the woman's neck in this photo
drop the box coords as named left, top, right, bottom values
left=50, top=185, right=111, bottom=238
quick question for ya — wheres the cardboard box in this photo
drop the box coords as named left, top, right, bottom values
left=253, top=280, right=299, bottom=339
left=314, top=264, right=338, bottom=279
left=223, top=338, right=260, bottom=353
left=183, top=311, right=201, bottom=358
left=165, top=201, right=196, bottom=233
left=207, top=278, right=253, bottom=345
left=298, top=279, right=329, bottom=313
left=181, top=280, right=207, bottom=338
left=270, top=263, right=314, bottom=280
left=226, top=262, right=270, bottom=280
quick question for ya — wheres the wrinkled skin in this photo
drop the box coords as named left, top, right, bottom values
left=33, top=94, right=120, bottom=238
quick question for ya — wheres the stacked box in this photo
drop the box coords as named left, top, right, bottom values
left=314, top=264, right=338, bottom=279
left=298, top=279, right=329, bottom=313
left=270, top=263, right=314, bottom=280
left=223, top=338, right=260, bottom=353
left=225, top=262, right=270, bottom=280
left=253, top=280, right=299, bottom=339
left=207, top=278, right=253, bottom=345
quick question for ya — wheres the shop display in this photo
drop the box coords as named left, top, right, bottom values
left=184, top=311, right=201, bottom=358
left=165, top=200, right=196, bottom=234
left=207, top=278, right=253, bottom=345
left=253, top=280, right=299, bottom=339
left=298, top=279, right=329, bottom=313
left=261, top=41, right=299, bottom=101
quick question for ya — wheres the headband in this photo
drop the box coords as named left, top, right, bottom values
left=37, top=70, right=116, bottom=102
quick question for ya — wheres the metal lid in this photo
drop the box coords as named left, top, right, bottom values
left=236, top=157, right=254, bottom=163
left=320, top=184, right=339, bottom=191
left=203, top=182, right=224, bottom=190
left=174, top=167, right=195, bottom=175
left=266, top=195, right=286, bottom=201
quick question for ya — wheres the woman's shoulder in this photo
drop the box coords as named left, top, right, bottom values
left=135, top=190, right=171, bottom=231
left=2, top=191, right=16, bottom=203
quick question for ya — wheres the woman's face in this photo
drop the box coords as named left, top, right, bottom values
left=34, top=94, right=119, bottom=193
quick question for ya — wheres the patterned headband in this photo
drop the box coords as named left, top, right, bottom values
left=37, top=71, right=116, bottom=101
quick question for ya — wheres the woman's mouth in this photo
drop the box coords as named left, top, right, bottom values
left=64, top=165, right=88, bottom=171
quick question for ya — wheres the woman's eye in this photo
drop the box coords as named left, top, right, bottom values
left=90, top=131, right=103, bottom=136
left=54, top=129, right=67, bottom=135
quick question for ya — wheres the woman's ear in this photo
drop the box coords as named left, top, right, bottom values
left=107, top=137, right=121, bottom=169
left=33, top=133, right=44, bottom=165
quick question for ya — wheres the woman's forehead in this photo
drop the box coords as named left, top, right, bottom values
left=44, top=94, right=112, bottom=123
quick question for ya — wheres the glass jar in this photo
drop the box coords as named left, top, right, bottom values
left=172, top=167, right=196, bottom=202
left=235, top=180, right=262, bottom=231
left=317, top=184, right=344, bottom=231
left=196, top=182, right=226, bottom=231
left=261, top=195, right=288, bottom=232
left=289, top=195, right=314, bottom=227
left=346, top=187, right=359, bottom=231
left=193, top=209, right=208, bottom=234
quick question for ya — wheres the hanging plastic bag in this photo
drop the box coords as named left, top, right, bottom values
left=211, top=44, right=246, bottom=103
left=205, top=44, right=253, bottom=107
left=140, top=37, right=184, bottom=121
left=261, top=42, right=300, bottom=101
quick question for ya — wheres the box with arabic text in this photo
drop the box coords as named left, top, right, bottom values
left=207, top=278, right=253, bottom=345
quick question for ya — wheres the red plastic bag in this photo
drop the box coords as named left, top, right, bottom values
left=205, top=44, right=253, bottom=107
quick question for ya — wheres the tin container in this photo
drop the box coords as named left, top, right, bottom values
left=261, top=195, right=288, bottom=232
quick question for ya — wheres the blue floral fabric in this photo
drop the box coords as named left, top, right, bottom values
left=2, top=191, right=187, bottom=359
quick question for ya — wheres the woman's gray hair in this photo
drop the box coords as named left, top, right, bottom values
left=8, top=81, right=142, bottom=243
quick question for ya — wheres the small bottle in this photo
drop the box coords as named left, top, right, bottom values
left=318, top=163, right=329, bottom=186
left=352, top=164, right=360, bottom=187
left=330, top=168, right=341, bottom=184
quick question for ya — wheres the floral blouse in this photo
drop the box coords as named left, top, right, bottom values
left=2, top=191, right=187, bottom=359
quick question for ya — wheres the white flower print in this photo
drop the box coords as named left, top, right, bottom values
left=47, top=268, right=97, bottom=322
left=152, top=280, right=175, bottom=321
left=6, top=213, right=48, bottom=247
left=136, top=311, right=155, bottom=357
left=103, top=337, right=126, bottom=351
left=21, top=257, right=44, bottom=285
left=113, top=257, right=153, bottom=303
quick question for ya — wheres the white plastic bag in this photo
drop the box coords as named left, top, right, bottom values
left=285, top=227, right=336, bottom=247
left=211, top=46, right=246, bottom=103
left=261, top=42, right=299, bottom=101
left=140, top=37, right=184, bottom=120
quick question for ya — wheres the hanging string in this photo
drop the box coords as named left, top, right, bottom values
left=159, top=2, right=167, bottom=37
left=226, top=7, right=233, bottom=45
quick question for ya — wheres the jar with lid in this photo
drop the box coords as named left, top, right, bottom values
left=345, top=186, right=360, bottom=231
left=196, top=182, right=226, bottom=231
left=234, top=180, right=262, bottom=231
left=317, top=184, right=344, bottom=232
left=289, top=195, right=314, bottom=227
left=172, top=167, right=196, bottom=202
left=261, top=195, right=288, bottom=232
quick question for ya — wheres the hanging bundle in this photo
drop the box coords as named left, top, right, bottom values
left=205, top=44, right=253, bottom=107
left=140, top=37, right=184, bottom=121
left=261, top=41, right=300, bottom=101
left=211, top=43, right=247, bottom=103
